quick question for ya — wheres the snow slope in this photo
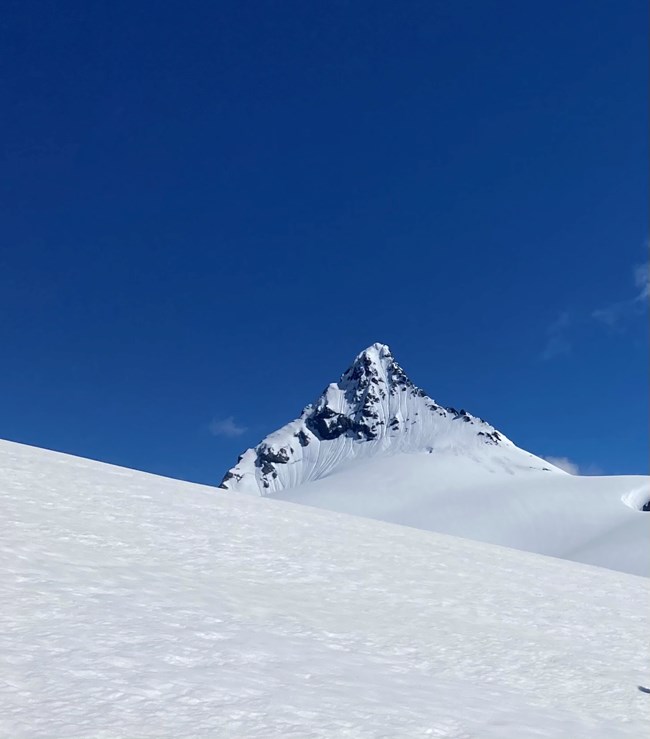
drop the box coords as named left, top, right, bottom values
left=276, top=454, right=650, bottom=576
left=2, top=438, right=650, bottom=738
left=222, top=343, right=650, bottom=576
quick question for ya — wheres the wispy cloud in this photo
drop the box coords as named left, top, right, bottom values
left=634, top=261, right=649, bottom=301
left=592, top=259, right=649, bottom=327
left=209, top=416, right=247, bottom=438
left=543, top=456, right=603, bottom=476
left=544, top=456, right=580, bottom=474
left=543, top=257, right=648, bottom=359
left=592, top=301, right=634, bottom=327
left=542, top=312, right=573, bottom=360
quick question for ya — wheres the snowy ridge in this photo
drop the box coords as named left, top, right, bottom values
left=1, top=438, right=649, bottom=738
left=220, top=342, right=562, bottom=494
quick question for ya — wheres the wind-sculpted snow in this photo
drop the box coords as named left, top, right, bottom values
left=2, top=439, right=649, bottom=738
left=221, top=343, right=557, bottom=494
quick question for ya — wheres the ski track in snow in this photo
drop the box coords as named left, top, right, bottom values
left=1, top=439, right=649, bottom=738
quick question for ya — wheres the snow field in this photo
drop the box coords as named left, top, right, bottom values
left=1, top=440, right=649, bottom=738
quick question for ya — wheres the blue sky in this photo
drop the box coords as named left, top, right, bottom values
left=1, top=0, right=647, bottom=484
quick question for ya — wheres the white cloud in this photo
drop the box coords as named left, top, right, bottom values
left=541, top=254, right=649, bottom=360
left=209, top=416, right=247, bottom=438
left=592, top=260, right=649, bottom=326
left=544, top=456, right=580, bottom=475
left=634, top=261, right=649, bottom=301
left=591, top=302, right=629, bottom=327
left=543, top=456, right=603, bottom=476
left=542, top=312, right=572, bottom=360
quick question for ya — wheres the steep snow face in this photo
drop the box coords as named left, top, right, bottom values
left=221, top=342, right=561, bottom=494
left=2, top=439, right=649, bottom=738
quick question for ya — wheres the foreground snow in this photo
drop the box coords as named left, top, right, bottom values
left=2, top=439, right=649, bottom=738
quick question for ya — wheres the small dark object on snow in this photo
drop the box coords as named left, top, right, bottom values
left=637, top=685, right=650, bottom=694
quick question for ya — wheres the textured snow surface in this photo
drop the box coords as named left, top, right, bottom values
left=2, top=439, right=650, bottom=738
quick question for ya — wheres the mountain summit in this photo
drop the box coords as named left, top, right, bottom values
left=218, top=343, right=649, bottom=575
left=220, top=342, right=555, bottom=495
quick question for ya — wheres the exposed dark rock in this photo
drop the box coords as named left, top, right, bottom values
left=219, top=471, right=237, bottom=489
left=295, top=430, right=310, bottom=447
left=477, top=430, right=501, bottom=445
left=255, top=444, right=291, bottom=477
left=306, top=406, right=378, bottom=442
left=306, top=408, right=353, bottom=440
left=258, top=446, right=290, bottom=465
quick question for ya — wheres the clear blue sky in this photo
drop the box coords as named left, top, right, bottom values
left=1, top=1, right=647, bottom=484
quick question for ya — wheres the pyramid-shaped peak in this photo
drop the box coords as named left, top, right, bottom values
left=341, top=342, right=411, bottom=388
left=344, top=343, right=393, bottom=373
left=343, top=343, right=394, bottom=373
left=220, top=342, right=512, bottom=495
left=360, top=342, right=393, bottom=359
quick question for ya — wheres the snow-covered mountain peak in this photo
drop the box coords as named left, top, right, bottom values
left=308, top=341, right=431, bottom=442
left=338, top=342, right=419, bottom=400
left=341, top=342, right=399, bottom=382
left=219, top=343, right=552, bottom=496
